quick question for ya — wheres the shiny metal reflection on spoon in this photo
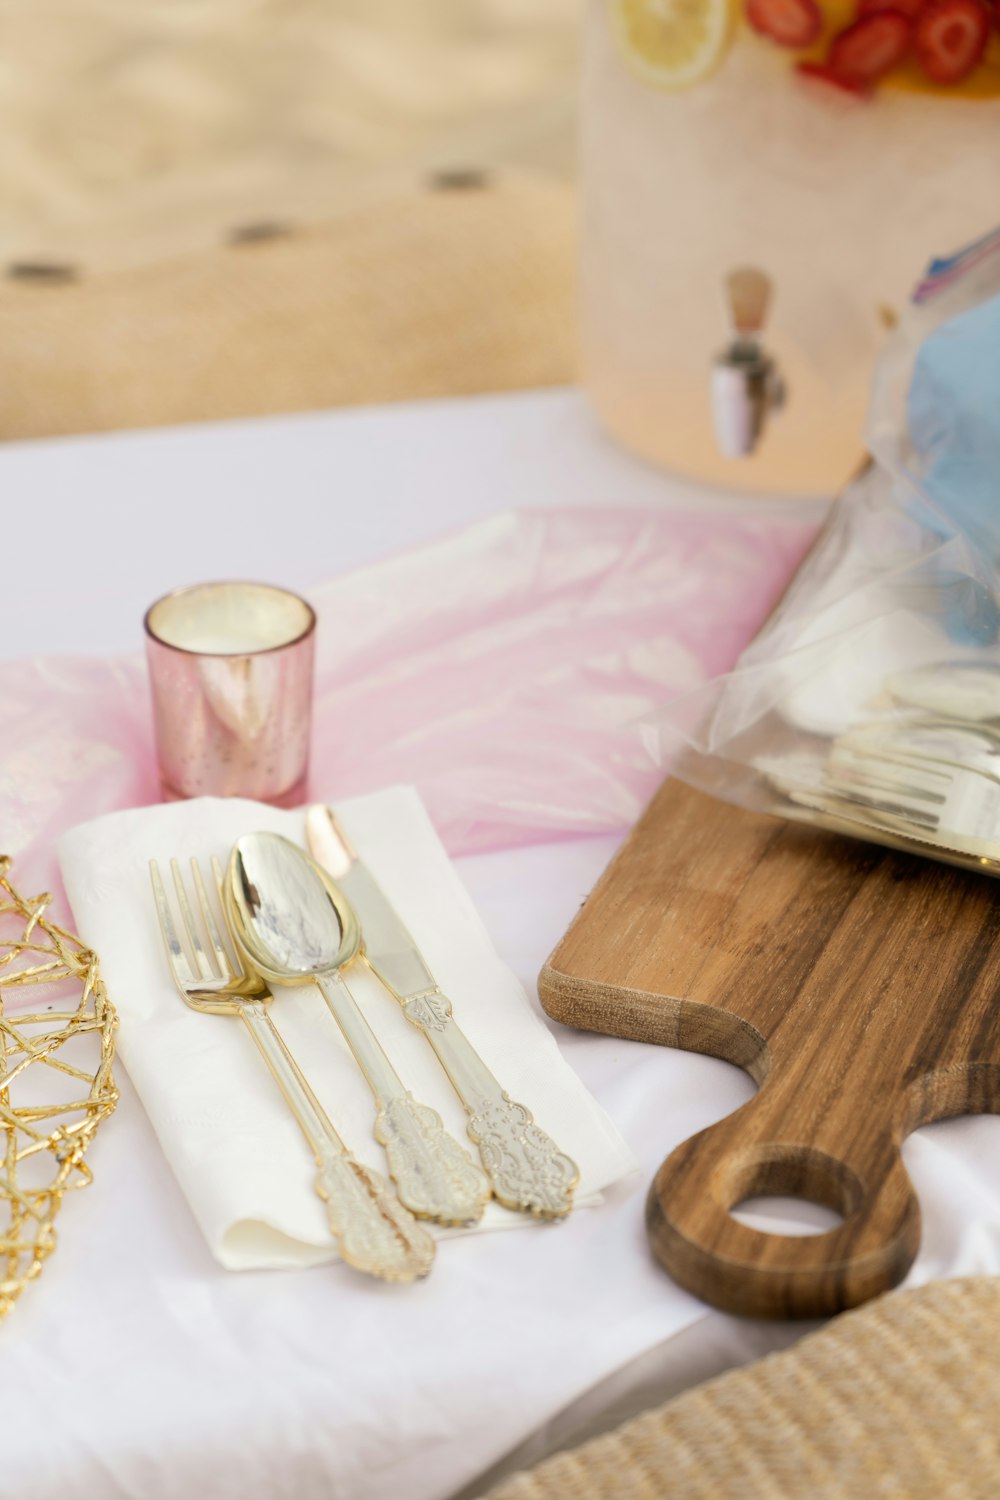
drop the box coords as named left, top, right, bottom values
left=225, top=833, right=490, bottom=1227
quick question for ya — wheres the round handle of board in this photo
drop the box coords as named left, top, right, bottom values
left=645, top=1096, right=922, bottom=1320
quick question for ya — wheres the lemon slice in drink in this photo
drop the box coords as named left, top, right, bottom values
left=612, top=0, right=736, bottom=89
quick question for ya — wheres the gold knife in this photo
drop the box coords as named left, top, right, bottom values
left=305, top=805, right=579, bottom=1219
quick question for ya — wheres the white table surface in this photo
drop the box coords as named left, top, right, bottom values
left=0, top=387, right=801, bottom=661
left=3, top=388, right=998, bottom=1500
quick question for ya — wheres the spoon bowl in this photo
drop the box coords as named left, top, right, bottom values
left=226, top=832, right=361, bottom=987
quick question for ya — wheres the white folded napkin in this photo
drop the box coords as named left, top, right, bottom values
left=57, top=786, right=636, bottom=1269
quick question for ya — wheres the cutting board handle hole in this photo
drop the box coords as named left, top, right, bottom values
left=731, top=1196, right=845, bottom=1237
left=721, top=1143, right=863, bottom=1237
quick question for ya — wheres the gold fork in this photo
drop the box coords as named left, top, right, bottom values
left=149, top=856, right=435, bottom=1283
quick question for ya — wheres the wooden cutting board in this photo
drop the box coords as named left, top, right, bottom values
left=539, top=776, right=1000, bottom=1320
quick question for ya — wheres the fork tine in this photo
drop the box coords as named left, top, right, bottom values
left=171, top=857, right=214, bottom=981
left=150, top=859, right=197, bottom=987
left=831, top=744, right=948, bottom=781
left=827, top=770, right=943, bottom=811
left=827, top=750, right=947, bottom=805
left=210, top=855, right=245, bottom=979
left=825, top=785, right=938, bottom=829
left=824, top=763, right=939, bottom=823
left=192, top=857, right=233, bottom=981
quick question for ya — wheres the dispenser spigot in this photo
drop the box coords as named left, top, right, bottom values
left=711, top=268, right=785, bottom=459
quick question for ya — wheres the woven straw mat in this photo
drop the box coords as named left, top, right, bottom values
left=481, top=1277, right=1000, bottom=1499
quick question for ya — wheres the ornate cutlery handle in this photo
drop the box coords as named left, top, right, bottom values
left=314, top=1147, right=436, bottom=1282
left=402, top=991, right=579, bottom=1219
left=373, top=1092, right=491, bottom=1226
left=317, top=977, right=490, bottom=1226
left=240, top=1002, right=435, bottom=1281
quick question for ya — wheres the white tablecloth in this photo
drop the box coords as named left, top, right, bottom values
left=3, top=390, right=998, bottom=1500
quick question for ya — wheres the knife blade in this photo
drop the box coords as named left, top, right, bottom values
left=305, top=810, right=437, bottom=1002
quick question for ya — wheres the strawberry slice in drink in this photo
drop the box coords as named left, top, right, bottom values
left=857, top=0, right=923, bottom=20
left=747, top=0, right=823, bottom=46
left=914, top=0, right=990, bottom=82
left=827, top=11, right=913, bottom=81
left=797, top=59, right=870, bottom=90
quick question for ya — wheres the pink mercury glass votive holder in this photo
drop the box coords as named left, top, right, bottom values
left=144, top=581, right=316, bottom=807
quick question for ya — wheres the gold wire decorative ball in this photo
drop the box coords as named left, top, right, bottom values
left=0, top=856, right=118, bottom=1318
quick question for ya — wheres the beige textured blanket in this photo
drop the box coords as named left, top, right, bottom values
left=483, top=1277, right=1000, bottom=1499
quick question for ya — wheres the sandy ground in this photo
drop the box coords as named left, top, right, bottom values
left=3, top=0, right=579, bottom=272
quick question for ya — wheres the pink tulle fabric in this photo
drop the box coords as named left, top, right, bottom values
left=3, top=507, right=819, bottom=902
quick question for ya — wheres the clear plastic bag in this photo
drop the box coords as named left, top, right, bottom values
left=646, top=227, right=1000, bottom=870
